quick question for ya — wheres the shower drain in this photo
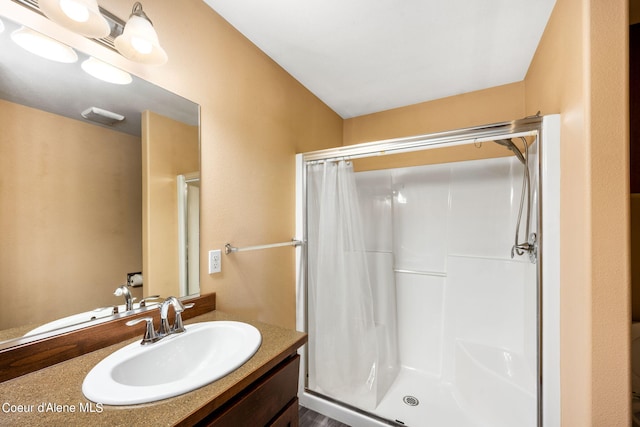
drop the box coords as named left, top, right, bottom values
left=402, top=395, right=419, bottom=406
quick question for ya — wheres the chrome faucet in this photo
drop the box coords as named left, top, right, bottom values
left=159, top=296, right=194, bottom=336
left=126, top=296, right=194, bottom=345
left=126, top=317, right=161, bottom=345
left=114, top=285, right=135, bottom=312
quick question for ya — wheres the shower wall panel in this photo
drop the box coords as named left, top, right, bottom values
left=356, top=172, right=393, bottom=253
left=355, top=155, right=536, bottom=389
left=392, top=164, right=451, bottom=274
left=442, top=256, right=535, bottom=384
left=395, top=273, right=445, bottom=375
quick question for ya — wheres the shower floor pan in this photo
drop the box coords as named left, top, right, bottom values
left=374, top=368, right=476, bottom=427
left=307, top=359, right=536, bottom=427
left=374, top=343, right=537, bottom=427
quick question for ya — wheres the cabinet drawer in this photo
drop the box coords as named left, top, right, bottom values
left=198, top=354, right=300, bottom=427
left=268, top=397, right=299, bottom=427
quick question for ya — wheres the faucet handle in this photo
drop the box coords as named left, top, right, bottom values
left=172, top=303, right=194, bottom=334
left=126, top=317, right=161, bottom=345
left=139, top=295, right=162, bottom=307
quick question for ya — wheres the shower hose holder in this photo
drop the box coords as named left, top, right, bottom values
left=512, top=233, right=537, bottom=264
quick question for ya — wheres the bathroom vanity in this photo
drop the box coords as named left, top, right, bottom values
left=0, top=310, right=306, bottom=426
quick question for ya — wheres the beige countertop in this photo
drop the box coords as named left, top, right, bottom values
left=0, top=311, right=307, bottom=426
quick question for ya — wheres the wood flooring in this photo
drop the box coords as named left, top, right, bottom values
left=299, top=406, right=351, bottom=427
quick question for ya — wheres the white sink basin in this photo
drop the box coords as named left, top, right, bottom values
left=24, top=309, right=112, bottom=337
left=82, top=321, right=261, bottom=405
left=24, top=302, right=161, bottom=337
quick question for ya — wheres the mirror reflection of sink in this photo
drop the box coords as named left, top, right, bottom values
left=82, top=321, right=262, bottom=405
left=24, top=302, right=161, bottom=337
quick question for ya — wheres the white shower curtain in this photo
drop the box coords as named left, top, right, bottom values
left=307, top=160, right=398, bottom=410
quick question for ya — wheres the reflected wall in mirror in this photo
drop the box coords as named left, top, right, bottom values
left=0, top=13, right=200, bottom=343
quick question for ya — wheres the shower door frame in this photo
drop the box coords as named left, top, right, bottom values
left=295, top=114, right=561, bottom=427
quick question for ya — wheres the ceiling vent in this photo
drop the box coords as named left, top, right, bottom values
left=81, top=107, right=125, bottom=126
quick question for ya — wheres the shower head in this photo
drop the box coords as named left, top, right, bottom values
left=493, top=139, right=525, bottom=164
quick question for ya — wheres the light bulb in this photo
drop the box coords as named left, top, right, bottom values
left=11, top=27, right=78, bottom=63
left=114, top=4, right=168, bottom=65
left=81, top=57, right=132, bottom=85
left=131, top=36, right=153, bottom=54
left=60, top=0, right=90, bottom=23
left=38, top=0, right=110, bottom=38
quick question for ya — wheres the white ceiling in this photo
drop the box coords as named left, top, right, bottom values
left=203, top=0, right=557, bottom=119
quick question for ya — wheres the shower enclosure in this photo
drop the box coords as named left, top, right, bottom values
left=295, top=116, right=561, bottom=427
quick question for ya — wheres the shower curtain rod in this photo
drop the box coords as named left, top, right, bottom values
left=305, top=130, right=537, bottom=163
left=303, top=116, right=541, bottom=163
left=225, top=239, right=303, bottom=254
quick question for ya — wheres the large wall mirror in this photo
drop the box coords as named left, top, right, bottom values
left=0, top=11, right=200, bottom=347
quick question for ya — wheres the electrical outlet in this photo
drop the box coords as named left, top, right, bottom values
left=208, top=249, right=221, bottom=274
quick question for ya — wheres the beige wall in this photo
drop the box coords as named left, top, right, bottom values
left=2, top=0, right=342, bottom=329
left=525, top=0, right=591, bottom=422
left=85, top=0, right=344, bottom=329
left=343, top=81, right=525, bottom=145
left=526, top=0, right=630, bottom=424
left=0, top=99, right=142, bottom=329
left=142, top=111, right=199, bottom=298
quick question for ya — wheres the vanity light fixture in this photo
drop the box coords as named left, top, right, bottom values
left=81, top=57, right=133, bottom=85
left=11, top=26, right=78, bottom=63
left=38, top=0, right=111, bottom=38
left=114, top=2, right=167, bottom=65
